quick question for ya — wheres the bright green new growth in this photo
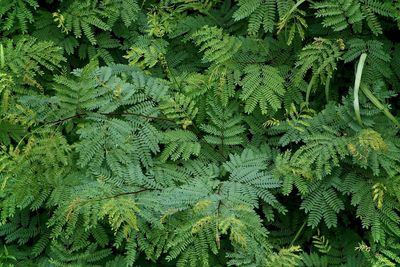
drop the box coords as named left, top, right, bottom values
left=1, top=0, right=400, bottom=266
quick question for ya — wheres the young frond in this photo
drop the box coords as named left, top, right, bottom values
left=101, top=197, right=140, bottom=233
left=347, top=129, right=400, bottom=177
left=124, top=36, right=168, bottom=69
left=267, top=246, right=302, bottom=267
left=273, top=152, right=310, bottom=196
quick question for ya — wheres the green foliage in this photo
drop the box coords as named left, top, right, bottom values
left=2, top=0, right=400, bottom=266
left=342, top=173, right=400, bottom=243
left=312, top=230, right=331, bottom=254
left=295, top=38, right=344, bottom=103
left=124, top=36, right=168, bottom=70
left=1, top=37, right=65, bottom=88
left=53, top=1, right=112, bottom=45
left=0, top=121, right=25, bottom=146
left=0, top=0, right=38, bottom=34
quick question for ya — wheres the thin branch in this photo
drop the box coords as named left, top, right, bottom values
left=236, top=60, right=268, bottom=64
left=103, top=111, right=175, bottom=122
left=77, top=188, right=153, bottom=205
left=45, top=113, right=85, bottom=125
left=45, top=111, right=174, bottom=125
left=93, top=188, right=152, bottom=201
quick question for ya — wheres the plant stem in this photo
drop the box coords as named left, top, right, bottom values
left=290, top=220, right=307, bottom=247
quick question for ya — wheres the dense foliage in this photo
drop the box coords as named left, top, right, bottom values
left=1, top=0, right=400, bottom=266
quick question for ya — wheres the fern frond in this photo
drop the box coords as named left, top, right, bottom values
left=233, top=0, right=277, bottom=35
left=160, top=129, right=201, bottom=161
left=53, top=1, right=112, bottom=45
left=240, top=64, right=285, bottom=114
left=312, top=0, right=364, bottom=32
left=160, top=93, right=198, bottom=128
left=360, top=0, right=394, bottom=35
left=192, top=26, right=242, bottom=65
left=200, top=99, right=246, bottom=147
left=300, top=173, right=345, bottom=228
left=343, top=173, right=400, bottom=244
left=0, top=120, right=25, bottom=145
left=124, top=36, right=168, bottom=70
left=294, top=38, right=343, bottom=103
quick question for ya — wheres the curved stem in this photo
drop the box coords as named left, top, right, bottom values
left=82, top=188, right=152, bottom=204
left=353, top=53, right=367, bottom=126
left=352, top=53, right=400, bottom=128
left=46, top=111, right=174, bottom=125
left=305, top=75, right=316, bottom=106
left=0, top=44, right=4, bottom=69
left=325, top=77, right=331, bottom=103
